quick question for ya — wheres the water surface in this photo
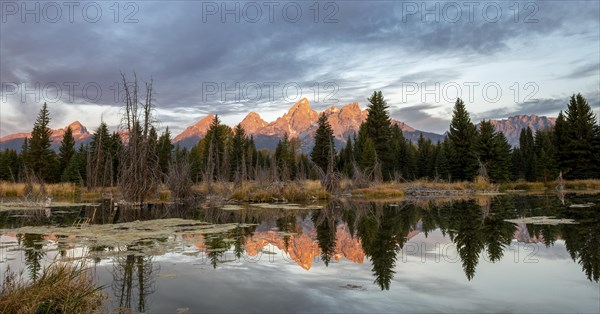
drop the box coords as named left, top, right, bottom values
left=1, top=194, right=599, bottom=313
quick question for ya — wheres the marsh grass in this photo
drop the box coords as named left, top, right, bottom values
left=0, top=262, right=105, bottom=314
left=2, top=179, right=599, bottom=203
left=351, top=182, right=405, bottom=198
left=230, top=180, right=329, bottom=202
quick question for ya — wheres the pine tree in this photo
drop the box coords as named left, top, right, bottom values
left=447, top=98, right=478, bottom=181
left=26, top=103, right=56, bottom=181
left=475, top=121, right=511, bottom=182
left=416, top=133, right=432, bottom=179
left=389, top=124, right=407, bottom=178
left=0, top=150, right=20, bottom=181
left=58, top=126, right=76, bottom=180
left=489, top=132, right=512, bottom=182
left=518, top=127, right=536, bottom=181
left=311, top=113, right=335, bottom=173
left=534, top=129, right=558, bottom=182
left=338, top=136, right=354, bottom=178
left=364, top=91, right=394, bottom=180
left=274, top=134, right=297, bottom=180
left=88, top=122, right=112, bottom=187
left=109, top=132, right=123, bottom=184
left=561, top=93, right=600, bottom=179
left=229, top=124, right=248, bottom=181
left=359, top=137, right=377, bottom=171
left=157, top=128, right=173, bottom=177
left=61, top=147, right=86, bottom=184
left=434, top=139, right=451, bottom=180
left=554, top=111, right=568, bottom=172
left=203, top=116, right=229, bottom=181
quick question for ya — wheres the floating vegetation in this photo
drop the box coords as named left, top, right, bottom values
left=0, top=219, right=244, bottom=257
left=249, top=203, right=323, bottom=210
left=569, top=203, right=595, bottom=208
left=222, top=204, right=243, bottom=211
left=0, top=202, right=100, bottom=212
left=504, top=216, right=578, bottom=225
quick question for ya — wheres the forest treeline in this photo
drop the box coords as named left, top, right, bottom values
left=1, top=84, right=599, bottom=199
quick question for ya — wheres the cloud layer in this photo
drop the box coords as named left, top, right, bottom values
left=1, top=1, right=598, bottom=135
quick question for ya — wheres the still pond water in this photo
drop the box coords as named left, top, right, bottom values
left=1, top=193, right=599, bottom=313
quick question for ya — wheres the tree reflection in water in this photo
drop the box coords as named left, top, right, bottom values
left=111, top=249, right=158, bottom=313
left=12, top=194, right=600, bottom=296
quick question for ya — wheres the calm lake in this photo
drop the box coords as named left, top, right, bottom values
left=1, top=193, right=599, bottom=313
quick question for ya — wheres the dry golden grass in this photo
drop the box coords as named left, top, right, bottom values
left=402, top=179, right=472, bottom=191
left=202, top=180, right=330, bottom=202
left=0, top=262, right=105, bottom=314
left=562, top=179, right=600, bottom=190
left=0, top=181, right=81, bottom=199
left=351, top=182, right=405, bottom=198
left=499, top=181, right=547, bottom=192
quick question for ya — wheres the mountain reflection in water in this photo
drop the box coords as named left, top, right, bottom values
left=1, top=194, right=599, bottom=312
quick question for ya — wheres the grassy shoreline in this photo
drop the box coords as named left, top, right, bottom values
left=0, top=262, right=105, bottom=314
left=1, top=179, right=600, bottom=202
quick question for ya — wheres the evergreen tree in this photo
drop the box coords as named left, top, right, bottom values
left=534, top=129, right=558, bottom=182
left=554, top=111, right=568, bottom=172
left=0, top=150, right=20, bottom=181
left=561, top=93, right=600, bottom=179
left=229, top=124, right=248, bottom=180
left=88, top=122, right=112, bottom=187
left=203, top=116, right=229, bottom=181
left=518, top=127, right=536, bottom=181
left=109, top=132, right=123, bottom=184
left=310, top=113, right=335, bottom=173
left=390, top=124, right=409, bottom=179
left=489, top=132, right=512, bottom=183
left=26, top=103, right=56, bottom=181
left=434, top=139, right=451, bottom=180
left=274, top=134, right=297, bottom=180
left=58, top=126, right=76, bottom=180
left=476, top=121, right=512, bottom=182
left=246, top=136, right=257, bottom=180
left=364, top=91, right=394, bottom=180
left=61, top=147, right=86, bottom=184
left=416, top=133, right=432, bottom=179
left=157, top=128, right=173, bottom=177
left=447, top=98, right=478, bottom=181
left=338, top=136, right=354, bottom=178
left=359, top=137, right=377, bottom=171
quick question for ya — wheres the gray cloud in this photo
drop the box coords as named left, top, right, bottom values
left=391, top=103, right=451, bottom=133
left=474, top=92, right=600, bottom=121
left=1, top=0, right=599, bottom=135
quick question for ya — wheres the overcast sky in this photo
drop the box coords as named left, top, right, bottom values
left=1, top=0, right=599, bottom=136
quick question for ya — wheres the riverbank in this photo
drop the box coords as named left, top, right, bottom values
left=1, top=179, right=599, bottom=202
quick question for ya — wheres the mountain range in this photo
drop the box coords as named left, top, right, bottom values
left=0, top=98, right=556, bottom=152
left=0, top=121, right=93, bottom=152
left=173, top=98, right=445, bottom=151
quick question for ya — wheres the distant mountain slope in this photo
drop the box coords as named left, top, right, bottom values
left=172, top=98, right=445, bottom=151
left=488, top=115, right=556, bottom=146
left=1, top=109, right=557, bottom=153
left=0, top=121, right=93, bottom=152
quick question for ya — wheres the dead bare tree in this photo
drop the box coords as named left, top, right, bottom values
left=166, top=153, right=193, bottom=201
left=118, top=74, right=161, bottom=204
left=312, top=139, right=341, bottom=194
left=351, top=161, right=370, bottom=189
